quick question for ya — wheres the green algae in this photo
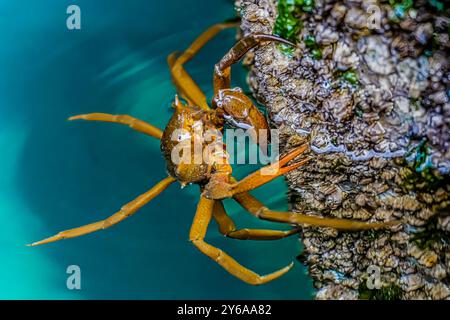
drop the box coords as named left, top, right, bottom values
left=358, top=282, right=403, bottom=300
left=273, top=0, right=315, bottom=54
left=304, top=35, right=322, bottom=59
left=389, top=0, right=447, bottom=21
left=341, top=70, right=359, bottom=85
left=401, top=139, right=447, bottom=192
left=274, top=0, right=304, bottom=43
left=428, top=0, right=445, bottom=12
left=389, top=0, right=414, bottom=20
left=333, top=69, right=359, bottom=89
left=411, top=216, right=448, bottom=250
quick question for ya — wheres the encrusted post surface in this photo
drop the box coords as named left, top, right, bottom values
left=236, top=0, right=449, bottom=299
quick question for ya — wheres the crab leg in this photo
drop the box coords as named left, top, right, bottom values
left=28, top=176, right=176, bottom=246
left=69, top=113, right=163, bottom=139
left=214, top=34, right=294, bottom=94
left=231, top=144, right=310, bottom=194
left=233, top=191, right=400, bottom=231
left=168, top=50, right=202, bottom=107
left=168, top=22, right=239, bottom=110
left=190, top=196, right=293, bottom=285
left=212, top=201, right=299, bottom=240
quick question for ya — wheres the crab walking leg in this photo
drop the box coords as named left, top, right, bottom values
left=190, top=196, right=294, bottom=285
left=28, top=176, right=176, bottom=246
left=233, top=191, right=400, bottom=231
left=169, top=22, right=239, bottom=110
left=212, top=201, right=299, bottom=240
left=69, top=113, right=163, bottom=139
left=214, top=34, right=295, bottom=94
left=232, top=144, right=310, bottom=195
left=167, top=52, right=195, bottom=106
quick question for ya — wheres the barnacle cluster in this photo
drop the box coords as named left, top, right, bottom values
left=236, top=0, right=449, bottom=299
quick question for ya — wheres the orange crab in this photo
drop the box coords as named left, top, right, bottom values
left=29, top=23, right=397, bottom=285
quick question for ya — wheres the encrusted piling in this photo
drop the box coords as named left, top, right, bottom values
left=235, top=0, right=449, bottom=299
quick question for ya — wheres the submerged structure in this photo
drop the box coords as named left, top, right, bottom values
left=235, top=0, right=449, bottom=299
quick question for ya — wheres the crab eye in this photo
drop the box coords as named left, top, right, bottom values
left=176, top=131, right=191, bottom=141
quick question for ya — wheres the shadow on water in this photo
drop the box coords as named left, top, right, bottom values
left=4, top=0, right=313, bottom=299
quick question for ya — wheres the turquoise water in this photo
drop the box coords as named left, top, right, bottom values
left=0, top=0, right=313, bottom=299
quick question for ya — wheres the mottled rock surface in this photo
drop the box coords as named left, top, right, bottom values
left=235, top=0, right=449, bottom=299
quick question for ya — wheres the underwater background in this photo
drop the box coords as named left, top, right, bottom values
left=0, top=0, right=313, bottom=299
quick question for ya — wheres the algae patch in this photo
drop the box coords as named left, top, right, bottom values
left=273, top=0, right=315, bottom=54
left=401, top=139, right=447, bottom=192
left=358, top=282, right=403, bottom=300
left=411, top=216, right=448, bottom=250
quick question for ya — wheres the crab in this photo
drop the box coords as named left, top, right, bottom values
left=29, top=23, right=398, bottom=285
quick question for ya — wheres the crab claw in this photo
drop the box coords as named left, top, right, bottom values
left=213, top=88, right=270, bottom=145
left=202, top=145, right=310, bottom=200
left=232, top=144, right=310, bottom=194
